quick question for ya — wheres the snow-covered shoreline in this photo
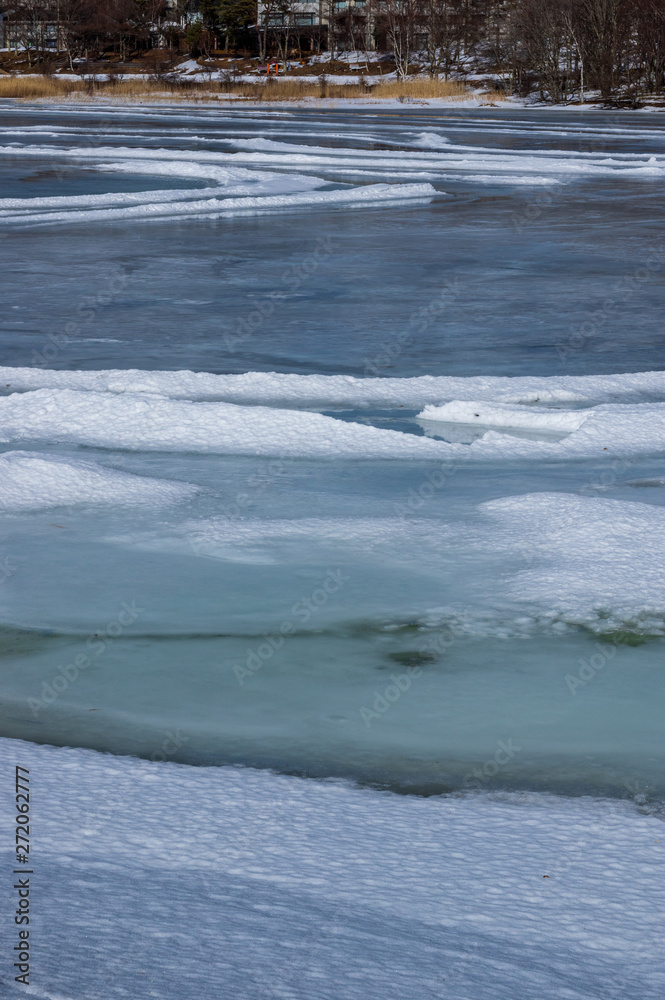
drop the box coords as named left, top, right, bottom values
left=2, top=84, right=664, bottom=111
left=7, top=95, right=665, bottom=111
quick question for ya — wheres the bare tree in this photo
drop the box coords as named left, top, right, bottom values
left=257, top=0, right=279, bottom=61
left=577, top=0, right=627, bottom=98
left=631, top=0, right=665, bottom=94
left=270, top=0, right=295, bottom=66
left=515, top=0, right=571, bottom=102
left=380, top=0, right=418, bottom=80
left=418, top=0, right=464, bottom=79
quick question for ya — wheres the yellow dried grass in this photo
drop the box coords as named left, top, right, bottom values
left=0, top=73, right=472, bottom=103
left=0, top=76, right=80, bottom=98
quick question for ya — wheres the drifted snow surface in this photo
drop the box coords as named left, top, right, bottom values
left=0, top=388, right=452, bottom=459
left=477, top=492, right=665, bottom=627
left=3, top=366, right=665, bottom=407
left=2, top=375, right=665, bottom=461
left=0, top=737, right=662, bottom=1000
left=0, top=451, right=196, bottom=510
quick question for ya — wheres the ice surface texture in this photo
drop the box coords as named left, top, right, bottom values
left=3, top=365, right=665, bottom=406
left=1, top=117, right=663, bottom=227
left=0, top=736, right=662, bottom=1000
left=0, top=450, right=196, bottom=510
left=2, top=377, right=665, bottom=461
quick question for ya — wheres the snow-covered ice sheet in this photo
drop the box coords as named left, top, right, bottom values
left=476, top=492, right=665, bottom=629
left=3, top=366, right=664, bottom=407
left=0, top=178, right=435, bottom=226
left=0, top=450, right=196, bottom=510
left=0, top=736, right=662, bottom=1000
left=106, top=492, right=665, bottom=634
left=418, top=400, right=665, bottom=461
left=1, top=114, right=663, bottom=228
left=228, top=132, right=665, bottom=180
left=0, top=388, right=452, bottom=459
left=0, top=142, right=436, bottom=227
left=418, top=399, right=590, bottom=432
left=2, top=384, right=665, bottom=462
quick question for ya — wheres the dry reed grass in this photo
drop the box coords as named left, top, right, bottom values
left=0, top=73, right=472, bottom=103
left=0, top=75, right=80, bottom=98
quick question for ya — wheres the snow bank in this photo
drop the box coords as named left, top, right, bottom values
left=1, top=366, right=664, bottom=408
left=414, top=131, right=452, bottom=147
left=0, top=736, right=661, bottom=1000
left=0, top=450, right=196, bottom=510
left=0, top=388, right=451, bottom=459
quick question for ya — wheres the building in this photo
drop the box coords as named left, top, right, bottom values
left=1, top=5, right=63, bottom=52
left=257, top=0, right=376, bottom=53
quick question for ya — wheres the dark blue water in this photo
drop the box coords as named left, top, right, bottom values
left=1, top=103, right=664, bottom=376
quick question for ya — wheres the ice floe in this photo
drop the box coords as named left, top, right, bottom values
left=0, top=179, right=435, bottom=226
left=107, top=492, right=665, bottom=634
left=419, top=400, right=665, bottom=461
left=417, top=399, right=590, bottom=432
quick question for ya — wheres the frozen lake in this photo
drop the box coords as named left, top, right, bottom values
left=0, top=103, right=664, bottom=801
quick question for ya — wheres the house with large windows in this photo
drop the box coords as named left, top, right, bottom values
left=1, top=4, right=63, bottom=52
left=257, top=0, right=376, bottom=53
